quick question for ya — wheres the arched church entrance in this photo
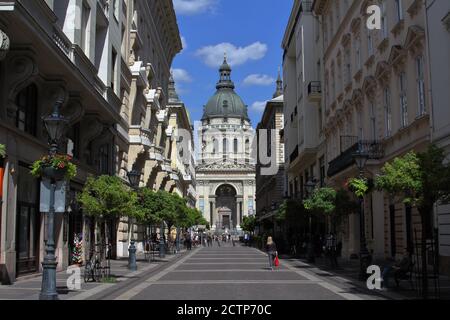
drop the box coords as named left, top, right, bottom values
left=215, top=184, right=237, bottom=232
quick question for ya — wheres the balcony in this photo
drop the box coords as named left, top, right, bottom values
left=327, top=136, right=384, bottom=177
left=289, top=146, right=299, bottom=164
left=307, top=81, right=322, bottom=103
left=149, top=145, right=164, bottom=162
left=129, top=126, right=153, bottom=148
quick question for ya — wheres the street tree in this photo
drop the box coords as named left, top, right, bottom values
left=375, top=144, right=450, bottom=298
left=241, top=215, right=256, bottom=234
left=78, top=175, right=141, bottom=246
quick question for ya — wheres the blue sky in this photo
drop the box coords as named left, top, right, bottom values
left=171, top=0, right=293, bottom=128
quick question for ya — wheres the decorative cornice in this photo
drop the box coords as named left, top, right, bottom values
left=196, top=160, right=255, bottom=172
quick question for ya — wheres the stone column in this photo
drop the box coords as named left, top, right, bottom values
left=210, top=197, right=216, bottom=230
left=236, top=197, right=243, bottom=229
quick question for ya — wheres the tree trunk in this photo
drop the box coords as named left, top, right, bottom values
left=419, top=207, right=430, bottom=299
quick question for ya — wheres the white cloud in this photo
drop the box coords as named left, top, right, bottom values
left=243, top=74, right=275, bottom=86
left=195, top=42, right=268, bottom=68
left=251, top=101, right=268, bottom=113
left=171, top=68, right=193, bottom=83
left=181, top=36, right=188, bottom=51
left=173, top=0, right=218, bottom=15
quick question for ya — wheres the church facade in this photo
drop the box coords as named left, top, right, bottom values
left=196, top=58, right=256, bottom=233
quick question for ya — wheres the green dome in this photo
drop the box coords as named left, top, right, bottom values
left=203, top=89, right=249, bottom=121
left=202, top=57, right=249, bottom=121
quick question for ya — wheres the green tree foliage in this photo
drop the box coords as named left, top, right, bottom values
left=138, top=189, right=206, bottom=229
left=375, top=144, right=450, bottom=298
left=348, top=177, right=370, bottom=198
left=303, top=187, right=337, bottom=215
left=0, top=144, right=5, bottom=158
left=241, top=215, right=256, bottom=233
left=78, top=175, right=141, bottom=219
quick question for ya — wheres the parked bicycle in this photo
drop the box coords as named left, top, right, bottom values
left=84, top=243, right=111, bottom=282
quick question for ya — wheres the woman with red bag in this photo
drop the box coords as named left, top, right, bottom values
left=266, top=237, right=278, bottom=271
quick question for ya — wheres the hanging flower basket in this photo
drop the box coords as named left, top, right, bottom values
left=31, top=154, right=77, bottom=181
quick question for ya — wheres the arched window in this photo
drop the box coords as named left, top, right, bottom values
left=245, top=139, right=250, bottom=153
left=16, top=83, right=38, bottom=136
left=223, top=138, right=228, bottom=154
left=234, top=139, right=238, bottom=153
left=213, top=139, right=219, bottom=153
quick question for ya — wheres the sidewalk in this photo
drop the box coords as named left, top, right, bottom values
left=281, top=254, right=450, bottom=300
left=0, top=250, right=188, bottom=300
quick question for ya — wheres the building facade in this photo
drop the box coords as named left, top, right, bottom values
left=255, top=76, right=285, bottom=241
left=425, top=0, right=450, bottom=275
left=0, top=0, right=181, bottom=282
left=115, top=0, right=182, bottom=257
left=312, top=0, right=432, bottom=260
left=282, top=0, right=328, bottom=246
left=167, top=75, right=197, bottom=208
left=196, top=58, right=256, bottom=234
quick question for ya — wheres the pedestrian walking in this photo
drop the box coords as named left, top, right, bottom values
left=216, top=235, right=221, bottom=247
left=186, top=232, right=192, bottom=251
left=325, top=233, right=338, bottom=269
left=266, top=236, right=278, bottom=271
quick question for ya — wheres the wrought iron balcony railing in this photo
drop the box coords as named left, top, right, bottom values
left=327, top=136, right=384, bottom=177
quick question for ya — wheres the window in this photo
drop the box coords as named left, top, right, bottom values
left=384, top=88, right=392, bottom=137
left=223, top=138, right=228, bottom=154
left=213, top=139, right=218, bottom=153
left=399, top=72, right=408, bottom=128
left=416, top=56, right=426, bottom=116
left=319, top=157, right=325, bottom=187
left=355, top=36, right=361, bottom=70
left=248, top=198, right=254, bottom=215
left=111, top=49, right=117, bottom=92
left=99, top=144, right=110, bottom=175
left=370, top=102, right=377, bottom=139
left=199, top=199, right=205, bottom=214
left=367, top=31, right=374, bottom=56
left=16, top=84, right=38, bottom=136
left=234, top=138, right=238, bottom=154
left=395, top=0, right=403, bottom=22
left=381, top=1, right=388, bottom=39
left=81, top=1, right=91, bottom=54
left=357, top=109, right=364, bottom=140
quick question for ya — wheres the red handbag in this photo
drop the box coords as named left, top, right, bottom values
left=274, top=255, right=280, bottom=267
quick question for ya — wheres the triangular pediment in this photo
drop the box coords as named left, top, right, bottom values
left=351, top=89, right=363, bottom=106
left=404, top=25, right=425, bottom=53
left=362, top=76, right=377, bottom=98
left=375, top=61, right=391, bottom=84
left=388, top=45, right=407, bottom=69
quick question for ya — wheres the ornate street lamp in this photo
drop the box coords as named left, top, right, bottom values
left=159, top=220, right=166, bottom=258
left=40, top=98, right=67, bottom=301
left=127, top=170, right=140, bottom=271
left=352, top=147, right=371, bottom=280
left=304, top=177, right=317, bottom=263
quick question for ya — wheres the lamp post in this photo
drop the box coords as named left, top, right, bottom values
left=127, top=170, right=140, bottom=271
left=40, top=98, right=68, bottom=300
left=159, top=220, right=166, bottom=258
left=305, top=178, right=317, bottom=263
left=352, top=147, right=371, bottom=280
